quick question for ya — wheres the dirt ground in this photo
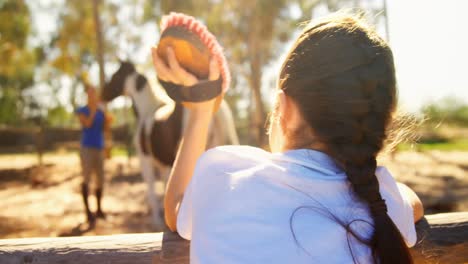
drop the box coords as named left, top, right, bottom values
left=0, top=150, right=467, bottom=239
left=0, top=152, right=166, bottom=239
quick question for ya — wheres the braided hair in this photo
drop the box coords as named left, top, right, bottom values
left=278, top=15, right=413, bottom=263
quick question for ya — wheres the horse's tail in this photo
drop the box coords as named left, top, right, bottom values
left=218, top=100, right=239, bottom=145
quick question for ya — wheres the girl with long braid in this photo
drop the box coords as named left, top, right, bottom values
left=153, top=13, right=423, bottom=264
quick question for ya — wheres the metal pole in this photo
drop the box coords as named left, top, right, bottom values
left=383, top=0, right=391, bottom=42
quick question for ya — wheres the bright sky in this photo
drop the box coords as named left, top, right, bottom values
left=29, top=0, right=468, bottom=112
left=387, top=0, right=468, bottom=111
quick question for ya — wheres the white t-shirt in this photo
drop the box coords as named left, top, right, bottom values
left=177, top=146, right=417, bottom=264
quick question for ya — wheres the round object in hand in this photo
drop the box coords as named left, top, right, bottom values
left=156, top=12, right=230, bottom=112
left=157, top=26, right=211, bottom=80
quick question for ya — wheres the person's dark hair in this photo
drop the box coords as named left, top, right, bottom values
left=279, top=14, right=413, bottom=263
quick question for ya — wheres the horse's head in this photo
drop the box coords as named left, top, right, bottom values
left=101, top=61, right=136, bottom=102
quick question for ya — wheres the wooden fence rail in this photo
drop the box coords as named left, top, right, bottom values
left=0, top=212, right=466, bottom=264
left=0, top=125, right=130, bottom=150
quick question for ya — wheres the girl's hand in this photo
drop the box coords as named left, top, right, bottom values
left=151, top=46, right=220, bottom=114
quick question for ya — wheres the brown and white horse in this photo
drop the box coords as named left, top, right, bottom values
left=102, top=61, right=239, bottom=228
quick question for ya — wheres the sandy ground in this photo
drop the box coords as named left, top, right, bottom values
left=0, top=150, right=466, bottom=239
left=0, top=153, right=167, bottom=239
left=381, top=151, right=468, bottom=213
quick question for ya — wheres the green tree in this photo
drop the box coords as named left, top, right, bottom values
left=0, top=0, right=37, bottom=125
left=46, top=105, right=76, bottom=127
left=422, top=97, right=468, bottom=127
left=146, top=0, right=319, bottom=145
left=51, top=1, right=110, bottom=75
left=48, top=0, right=152, bottom=105
left=148, top=0, right=386, bottom=145
left=48, top=0, right=122, bottom=108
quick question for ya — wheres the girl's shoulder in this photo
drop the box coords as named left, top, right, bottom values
left=198, top=145, right=273, bottom=167
left=192, top=145, right=278, bottom=185
left=207, top=145, right=269, bottom=155
left=375, top=166, right=418, bottom=246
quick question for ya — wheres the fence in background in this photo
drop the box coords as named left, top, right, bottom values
left=0, top=125, right=131, bottom=151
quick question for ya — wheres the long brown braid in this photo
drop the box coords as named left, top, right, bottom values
left=279, top=15, right=413, bottom=263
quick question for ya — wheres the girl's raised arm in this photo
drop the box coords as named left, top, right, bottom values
left=151, top=46, right=220, bottom=231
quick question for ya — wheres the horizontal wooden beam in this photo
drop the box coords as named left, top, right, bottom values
left=0, top=213, right=466, bottom=264
left=0, top=233, right=163, bottom=264
left=412, top=212, right=468, bottom=263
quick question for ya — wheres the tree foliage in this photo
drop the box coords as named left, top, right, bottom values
left=46, top=105, right=77, bottom=127
left=0, top=0, right=37, bottom=125
left=148, top=0, right=320, bottom=144
left=422, top=97, right=468, bottom=127
left=49, top=1, right=121, bottom=78
left=149, top=0, right=384, bottom=145
left=1, top=0, right=390, bottom=136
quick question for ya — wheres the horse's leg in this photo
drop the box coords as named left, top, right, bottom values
left=139, top=153, right=164, bottom=229
left=152, top=162, right=171, bottom=224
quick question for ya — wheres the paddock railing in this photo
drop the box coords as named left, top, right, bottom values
left=0, top=212, right=466, bottom=264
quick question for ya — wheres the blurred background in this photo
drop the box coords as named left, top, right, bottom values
left=0, top=0, right=466, bottom=238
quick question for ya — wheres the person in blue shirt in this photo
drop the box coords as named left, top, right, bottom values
left=75, top=85, right=109, bottom=224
